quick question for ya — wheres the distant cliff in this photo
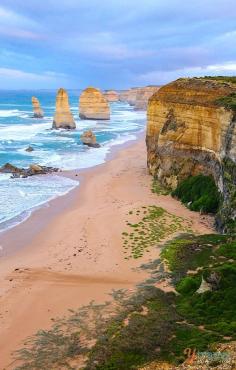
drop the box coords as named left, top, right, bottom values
left=119, top=86, right=160, bottom=110
left=146, top=77, right=236, bottom=232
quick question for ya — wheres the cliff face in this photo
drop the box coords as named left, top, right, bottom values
left=146, top=78, right=236, bottom=232
left=135, top=86, right=160, bottom=110
left=32, top=96, right=43, bottom=118
left=52, top=88, right=76, bottom=129
left=104, top=90, right=119, bottom=102
left=119, top=86, right=159, bottom=110
left=79, top=87, right=110, bottom=120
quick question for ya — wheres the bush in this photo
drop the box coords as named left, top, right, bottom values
left=176, top=276, right=201, bottom=295
left=172, top=175, right=220, bottom=213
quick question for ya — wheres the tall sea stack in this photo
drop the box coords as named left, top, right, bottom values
left=52, top=88, right=76, bottom=129
left=79, top=87, right=110, bottom=120
left=32, top=96, right=44, bottom=118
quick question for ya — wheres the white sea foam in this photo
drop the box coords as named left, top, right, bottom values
left=0, top=109, right=22, bottom=117
left=0, top=174, right=79, bottom=232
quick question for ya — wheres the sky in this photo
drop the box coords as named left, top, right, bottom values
left=0, top=0, right=235, bottom=89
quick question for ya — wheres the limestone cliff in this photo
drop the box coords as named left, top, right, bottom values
left=79, top=87, right=110, bottom=120
left=52, top=88, right=76, bottom=129
left=104, top=90, right=119, bottom=102
left=146, top=78, right=236, bottom=232
left=32, top=96, right=43, bottom=118
left=135, top=86, right=160, bottom=110
left=119, top=86, right=159, bottom=110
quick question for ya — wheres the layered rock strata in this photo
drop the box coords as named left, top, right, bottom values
left=119, top=86, right=159, bottom=110
left=79, top=87, right=110, bottom=120
left=52, top=88, right=76, bottom=129
left=104, top=90, right=119, bottom=102
left=146, top=78, right=236, bottom=232
left=32, top=96, right=44, bottom=118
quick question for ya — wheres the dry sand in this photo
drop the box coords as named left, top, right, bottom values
left=0, top=136, right=214, bottom=369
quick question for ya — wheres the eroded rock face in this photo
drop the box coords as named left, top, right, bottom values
left=119, top=86, right=159, bottom=110
left=52, top=88, right=76, bottom=129
left=32, top=96, right=44, bottom=118
left=80, top=130, right=101, bottom=148
left=146, top=78, right=236, bottom=232
left=79, top=87, right=110, bottom=120
left=104, top=90, right=119, bottom=102
left=135, top=86, right=160, bottom=110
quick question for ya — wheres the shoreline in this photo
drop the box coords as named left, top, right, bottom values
left=0, top=134, right=215, bottom=368
left=0, top=131, right=143, bottom=257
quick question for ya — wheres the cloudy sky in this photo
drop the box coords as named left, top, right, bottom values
left=0, top=0, right=235, bottom=89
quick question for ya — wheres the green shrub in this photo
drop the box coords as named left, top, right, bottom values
left=176, top=276, right=201, bottom=295
left=172, top=175, right=220, bottom=213
left=215, top=93, right=236, bottom=111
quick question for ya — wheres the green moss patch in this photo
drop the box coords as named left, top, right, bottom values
left=172, top=174, right=221, bottom=213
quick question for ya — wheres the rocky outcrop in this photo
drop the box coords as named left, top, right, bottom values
left=32, top=96, right=43, bottom=118
left=119, top=86, right=159, bottom=110
left=135, top=86, right=160, bottom=110
left=104, top=90, right=119, bottom=102
left=0, top=163, right=58, bottom=178
left=79, top=87, right=110, bottom=120
left=52, top=88, right=76, bottom=129
left=80, top=130, right=101, bottom=148
left=146, top=77, right=236, bottom=232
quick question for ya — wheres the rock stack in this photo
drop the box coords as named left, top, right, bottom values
left=79, top=87, right=110, bottom=120
left=32, top=96, right=44, bottom=118
left=104, top=90, right=119, bottom=102
left=52, top=88, right=76, bottom=129
left=80, top=130, right=101, bottom=148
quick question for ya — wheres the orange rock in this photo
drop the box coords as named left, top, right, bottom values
left=79, top=87, right=110, bottom=120
left=52, top=88, right=76, bottom=129
left=32, top=96, right=43, bottom=118
left=104, top=90, right=119, bottom=102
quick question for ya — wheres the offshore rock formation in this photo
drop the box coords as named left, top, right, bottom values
left=104, top=90, right=119, bottom=102
left=146, top=78, right=236, bottom=232
left=52, top=88, right=76, bottom=129
left=32, top=96, right=44, bottom=118
left=119, top=86, right=159, bottom=110
left=80, top=130, right=101, bottom=148
left=79, top=87, right=110, bottom=120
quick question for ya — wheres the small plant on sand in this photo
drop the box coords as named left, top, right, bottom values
left=122, top=206, right=192, bottom=259
left=151, top=179, right=170, bottom=195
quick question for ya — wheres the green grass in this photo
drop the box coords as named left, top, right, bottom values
left=13, top=231, right=236, bottom=370
left=200, top=76, right=236, bottom=84
left=172, top=174, right=221, bottom=213
left=122, top=207, right=191, bottom=259
left=151, top=179, right=170, bottom=195
left=215, top=93, right=236, bottom=111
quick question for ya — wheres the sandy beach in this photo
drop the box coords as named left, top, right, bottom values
left=0, top=135, right=214, bottom=369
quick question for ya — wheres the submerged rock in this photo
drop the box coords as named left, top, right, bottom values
left=52, top=88, right=76, bottom=129
left=79, top=87, right=110, bottom=120
left=32, top=96, right=44, bottom=118
left=0, top=163, right=58, bottom=178
left=25, top=146, right=34, bottom=152
left=80, top=130, right=101, bottom=148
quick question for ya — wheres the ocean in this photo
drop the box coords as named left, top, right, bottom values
left=0, top=90, right=146, bottom=232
